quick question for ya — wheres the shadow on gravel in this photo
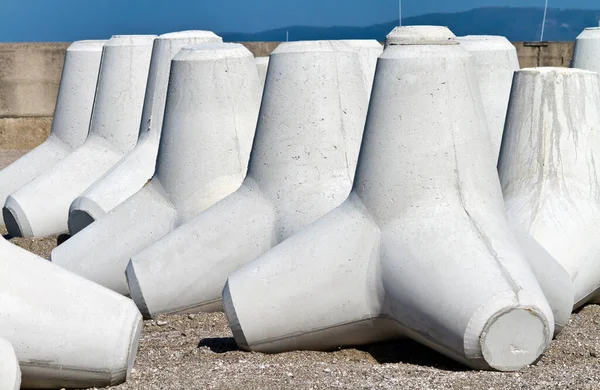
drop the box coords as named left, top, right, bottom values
left=198, top=337, right=240, bottom=353
left=2, top=233, right=13, bottom=240
left=359, top=338, right=468, bottom=372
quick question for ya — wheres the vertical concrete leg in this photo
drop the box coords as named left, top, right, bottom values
left=0, top=40, right=104, bottom=228
left=51, top=43, right=261, bottom=295
left=499, top=67, right=600, bottom=310
left=223, top=26, right=554, bottom=372
left=126, top=40, right=368, bottom=318
left=458, top=36, right=519, bottom=159
left=0, top=238, right=141, bottom=388
left=68, top=31, right=223, bottom=234
left=3, top=35, right=156, bottom=238
left=0, top=337, right=21, bottom=390
left=571, top=27, right=600, bottom=72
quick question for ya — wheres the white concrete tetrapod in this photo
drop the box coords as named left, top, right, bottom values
left=571, top=28, right=600, bottom=73
left=50, top=43, right=261, bottom=295
left=255, top=56, right=269, bottom=92
left=499, top=67, right=600, bottom=310
left=3, top=35, right=155, bottom=238
left=0, top=238, right=141, bottom=388
left=126, top=40, right=369, bottom=318
left=458, top=36, right=519, bottom=160
left=0, top=337, right=21, bottom=390
left=221, top=27, right=555, bottom=372
left=0, top=40, right=105, bottom=228
left=339, top=40, right=383, bottom=97
left=68, top=31, right=223, bottom=235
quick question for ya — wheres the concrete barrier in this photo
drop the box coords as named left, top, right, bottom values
left=0, top=40, right=105, bottom=229
left=0, top=237, right=141, bottom=388
left=499, top=67, right=600, bottom=310
left=458, top=36, right=519, bottom=160
left=68, top=31, right=223, bottom=235
left=3, top=35, right=155, bottom=238
left=125, top=40, right=368, bottom=318
left=222, top=26, right=554, bottom=372
left=0, top=337, right=20, bottom=390
left=51, top=43, right=261, bottom=295
left=570, top=28, right=600, bottom=72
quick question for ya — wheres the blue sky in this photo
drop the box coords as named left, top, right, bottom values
left=0, top=0, right=598, bottom=41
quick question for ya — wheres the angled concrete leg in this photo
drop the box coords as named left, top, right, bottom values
left=3, top=35, right=156, bottom=237
left=51, top=43, right=261, bottom=295
left=223, top=27, right=554, bottom=372
left=340, top=40, right=383, bottom=96
left=255, top=56, right=269, bottom=92
left=0, top=238, right=141, bottom=388
left=126, top=40, right=369, bottom=318
left=0, top=40, right=104, bottom=228
left=499, top=67, right=600, bottom=310
left=0, top=337, right=21, bottom=390
left=69, top=31, right=223, bottom=234
left=458, top=36, right=519, bottom=159
left=571, top=27, right=600, bottom=72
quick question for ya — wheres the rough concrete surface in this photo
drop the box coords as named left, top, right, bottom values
left=1, top=151, right=600, bottom=389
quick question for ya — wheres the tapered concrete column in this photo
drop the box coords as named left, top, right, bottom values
left=0, top=40, right=104, bottom=228
left=126, top=40, right=368, bottom=318
left=458, top=36, right=519, bottom=159
left=222, top=27, right=554, bottom=372
left=0, top=337, right=20, bottom=390
left=255, top=56, right=269, bottom=92
left=51, top=43, right=261, bottom=295
left=499, top=67, right=600, bottom=310
left=0, top=238, right=141, bottom=388
left=571, top=28, right=600, bottom=73
left=68, top=31, right=223, bottom=234
left=3, top=35, right=155, bottom=238
left=340, top=40, right=383, bottom=97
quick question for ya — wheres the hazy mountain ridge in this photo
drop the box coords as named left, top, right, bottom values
left=220, top=6, right=600, bottom=42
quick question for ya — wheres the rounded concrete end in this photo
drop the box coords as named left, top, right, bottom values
left=68, top=196, right=106, bottom=235
left=106, top=35, right=157, bottom=47
left=577, top=27, right=600, bottom=39
left=222, top=280, right=250, bottom=351
left=159, top=30, right=221, bottom=40
left=457, top=35, right=514, bottom=51
left=68, top=40, right=107, bottom=52
left=3, top=196, right=32, bottom=238
left=271, top=40, right=356, bottom=55
left=174, top=43, right=252, bottom=61
left=340, top=39, right=383, bottom=49
left=126, top=261, right=152, bottom=319
left=386, top=26, right=457, bottom=46
left=480, top=308, right=549, bottom=371
left=68, top=209, right=96, bottom=236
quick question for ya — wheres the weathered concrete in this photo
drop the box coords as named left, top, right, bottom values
left=499, top=67, right=600, bottom=310
left=223, top=26, right=554, bottom=372
left=0, top=337, right=20, bottom=390
left=513, top=41, right=573, bottom=68
left=51, top=43, right=261, bottom=295
left=458, top=36, right=519, bottom=160
left=570, top=28, right=600, bottom=73
left=0, top=237, right=141, bottom=388
left=340, top=40, right=382, bottom=97
left=3, top=35, right=155, bottom=238
left=125, top=40, right=369, bottom=318
left=0, top=40, right=105, bottom=229
left=68, top=31, right=223, bottom=235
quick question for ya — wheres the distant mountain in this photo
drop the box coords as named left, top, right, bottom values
left=220, top=7, right=600, bottom=42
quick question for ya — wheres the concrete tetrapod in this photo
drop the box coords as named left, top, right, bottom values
left=0, top=337, right=21, bottom=390
left=0, top=238, right=141, bottom=388
left=126, top=40, right=369, bottom=318
left=499, top=67, right=600, bottom=310
left=571, top=28, right=600, bottom=73
left=68, top=31, right=223, bottom=235
left=0, top=40, right=105, bottom=228
left=458, top=36, right=519, bottom=160
left=222, top=26, right=555, bottom=372
left=339, top=40, right=383, bottom=97
left=255, top=56, right=269, bottom=92
left=51, top=43, right=261, bottom=295
left=3, top=35, right=155, bottom=238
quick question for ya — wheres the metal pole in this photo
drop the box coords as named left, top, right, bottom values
left=540, top=0, right=549, bottom=41
left=399, top=0, right=402, bottom=26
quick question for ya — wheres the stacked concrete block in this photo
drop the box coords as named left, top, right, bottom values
left=571, top=27, right=600, bottom=73
left=340, top=40, right=383, bottom=97
left=499, top=67, right=600, bottom=310
left=3, top=35, right=156, bottom=237
left=0, top=337, right=21, bottom=390
left=51, top=43, right=261, bottom=295
left=125, top=40, right=369, bottom=318
left=222, top=26, right=555, bottom=372
left=68, top=31, right=223, bottom=235
left=0, top=40, right=105, bottom=228
left=0, top=237, right=141, bottom=388
left=458, top=36, right=520, bottom=159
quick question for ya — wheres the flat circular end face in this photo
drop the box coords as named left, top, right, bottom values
left=174, top=42, right=251, bottom=61
left=69, top=40, right=107, bottom=51
left=272, top=40, right=355, bottom=55
left=107, top=35, right=157, bottom=46
left=458, top=35, right=513, bottom=51
left=159, top=30, right=221, bottom=41
left=578, top=27, right=600, bottom=39
left=480, top=308, right=549, bottom=371
left=340, top=39, right=383, bottom=49
left=386, top=25, right=457, bottom=46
